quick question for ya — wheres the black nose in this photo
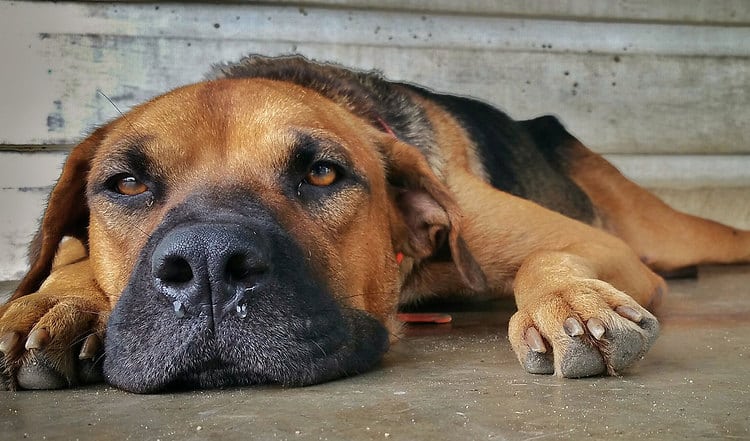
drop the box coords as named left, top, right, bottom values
left=151, top=224, right=269, bottom=325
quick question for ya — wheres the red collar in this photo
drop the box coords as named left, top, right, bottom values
left=378, top=116, right=404, bottom=265
left=377, top=116, right=398, bottom=138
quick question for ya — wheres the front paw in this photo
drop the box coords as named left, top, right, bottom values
left=0, top=292, right=108, bottom=390
left=508, top=278, right=660, bottom=378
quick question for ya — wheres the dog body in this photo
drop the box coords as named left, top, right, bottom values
left=1, top=55, right=749, bottom=392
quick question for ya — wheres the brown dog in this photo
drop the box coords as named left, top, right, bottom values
left=1, top=55, right=748, bottom=392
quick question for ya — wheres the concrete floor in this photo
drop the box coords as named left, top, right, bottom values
left=1, top=265, right=749, bottom=440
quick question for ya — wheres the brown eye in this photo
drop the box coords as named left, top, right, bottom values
left=305, top=162, right=338, bottom=187
left=116, top=175, right=148, bottom=196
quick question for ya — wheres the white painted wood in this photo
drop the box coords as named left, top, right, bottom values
left=0, top=151, right=67, bottom=280
left=0, top=2, right=749, bottom=153
left=606, top=155, right=750, bottom=188
left=263, top=0, right=750, bottom=24
left=0, top=188, right=48, bottom=280
left=652, top=187, right=750, bottom=230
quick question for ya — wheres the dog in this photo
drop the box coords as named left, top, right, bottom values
left=1, top=55, right=748, bottom=393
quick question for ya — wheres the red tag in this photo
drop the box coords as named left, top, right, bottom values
left=377, top=117, right=398, bottom=138
left=396, top=252, right=404, bottom=265
left=397, top=313, right=453, bottom=324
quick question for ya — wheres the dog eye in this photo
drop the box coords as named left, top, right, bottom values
left=305, top=162, right=339, bottom=187
left=115, top=175, right=148, bottom=196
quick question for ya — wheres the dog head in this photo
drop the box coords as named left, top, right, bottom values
left=16, top=56, right=485, bottom=392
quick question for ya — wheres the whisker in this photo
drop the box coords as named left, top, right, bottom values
left=132, top=224, right=151, bottom=240
left=68, top=333, right=91, bottom=349
left=97, top=90, right=144, bottom=138
left=88, top=351, right=106, bottom=368
left=311, top=340, right=328, bottom=358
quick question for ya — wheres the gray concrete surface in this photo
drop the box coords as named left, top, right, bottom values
left=1, top=266, right=749, bottom=440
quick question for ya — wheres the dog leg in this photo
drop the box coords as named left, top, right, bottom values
left=0, top=243, right=109, bottom=390
left=568, top=141, right=750, bottom=272
left=434, top=169, right=666, bottom=377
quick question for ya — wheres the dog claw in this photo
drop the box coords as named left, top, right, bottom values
left=563, top=318, right=584, bottom=337
left=525, top=327, right=547, bottom=353
left=0, top=332, right=20, bottom=354
left=79, top=334, right=101, bottom=360
left=615, top=305, right=643, bottom=323
left=25, top=328, right=51, bottom=350
left=586, top=318, right=605, bottom=340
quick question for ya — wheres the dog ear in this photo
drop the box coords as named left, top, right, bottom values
left=380, top=137, right=487, bottom=292
left=12, top=125, right=108, bottom=299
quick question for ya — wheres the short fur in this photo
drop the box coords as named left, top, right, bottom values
left=1, top=55, right=749, bottom=392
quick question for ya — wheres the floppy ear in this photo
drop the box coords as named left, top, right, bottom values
left=12, top=125, right=107, bottom=299
left=381, top=138, right=487, bottom=292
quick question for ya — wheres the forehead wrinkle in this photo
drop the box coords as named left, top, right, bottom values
left=221, top=90, right=315, bottom=183
left=290, top=129, right=350, bottom=160
left=224, top=121, right=295, bottom=179
left=95, top=133, right=152, bottom=167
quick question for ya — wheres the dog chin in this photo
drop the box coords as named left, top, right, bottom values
left=103, top=297, right=389, bottom=393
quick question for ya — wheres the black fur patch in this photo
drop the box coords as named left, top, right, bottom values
left=411, top=91, right=596, bottom=223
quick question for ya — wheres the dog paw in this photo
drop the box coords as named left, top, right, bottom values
left=508, top=278, right=659, bottom=378
left=0, top=292, right=108, bottom=390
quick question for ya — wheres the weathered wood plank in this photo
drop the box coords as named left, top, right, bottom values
left=652, top=187, right=750, bottom=231
left=0, top=187, right=48, bottom=280
left=609, top=155, right=750, bottom=188
left=5, top=2, right=750, bottom=55
left=0, top=151, right=67, bottom=280
left=258, top=0, right=750, bottom=25
left=1, top=2, right=749, bottom=153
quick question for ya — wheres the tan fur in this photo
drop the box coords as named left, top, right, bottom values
left=84, top=79, right=408, bottom=322
left=1, top=69, right=747, bottom=389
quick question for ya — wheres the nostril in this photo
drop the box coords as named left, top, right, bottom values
left=225, top=253, right=266, bottom=284
left=157, top=256, right=194, bottom=285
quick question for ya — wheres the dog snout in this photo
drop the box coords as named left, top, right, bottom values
left=150, top=224, right=269, bottom=324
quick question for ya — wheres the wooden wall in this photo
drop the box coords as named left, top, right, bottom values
left=1, top=1, right=749, bottom=280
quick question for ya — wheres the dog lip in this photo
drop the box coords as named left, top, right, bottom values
left=104, top=298, right=390, bottom=392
